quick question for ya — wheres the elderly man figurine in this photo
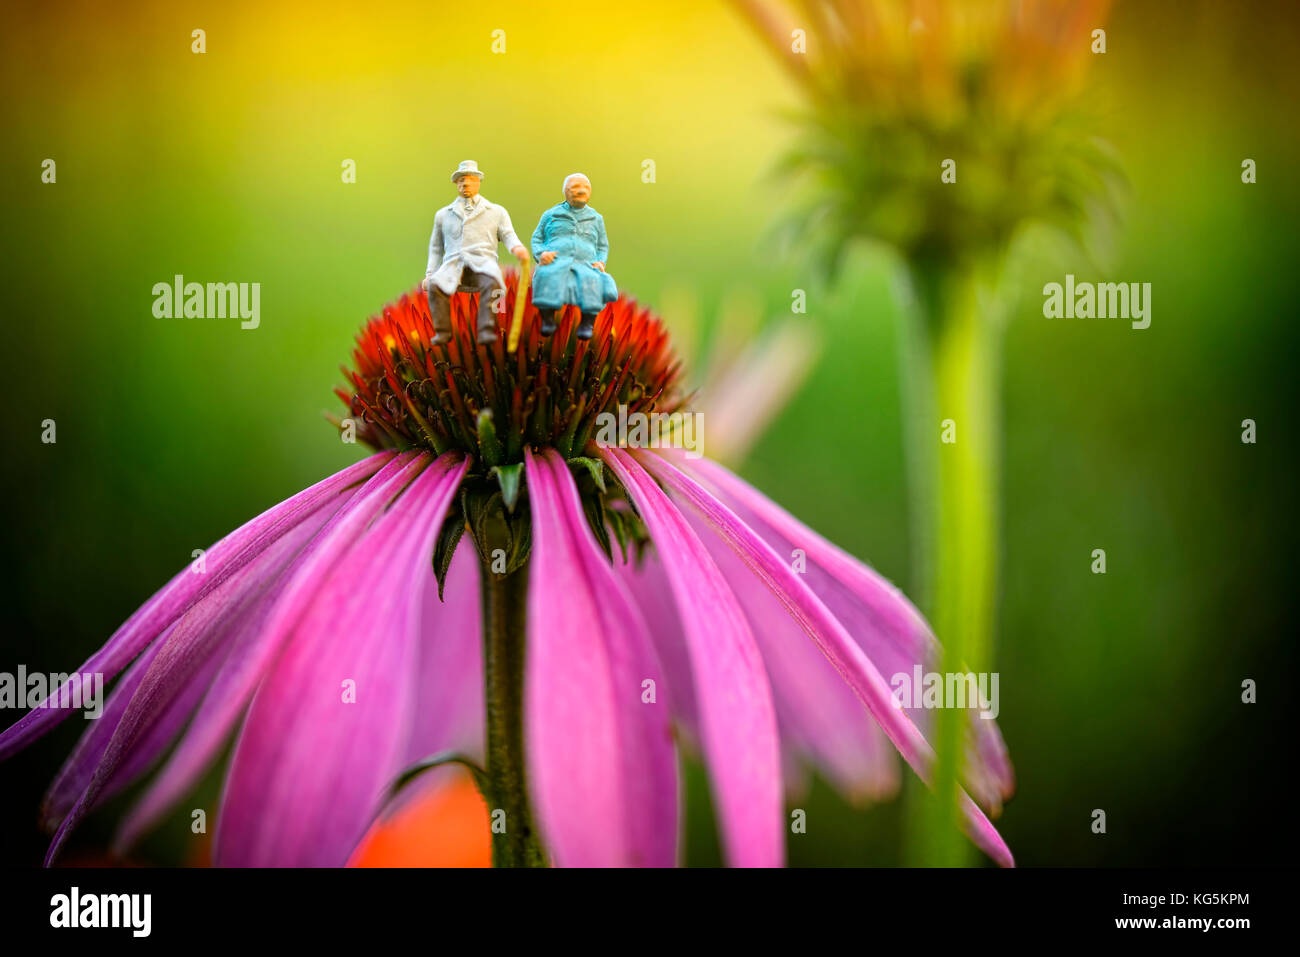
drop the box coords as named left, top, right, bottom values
left=530, top=173, right=617, bottom=340
left=424, top=160, right=529, bottom=345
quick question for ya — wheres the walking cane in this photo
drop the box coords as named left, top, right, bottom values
left=507, top=258, right=532, bottom=354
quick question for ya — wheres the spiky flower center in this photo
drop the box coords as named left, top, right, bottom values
left=337, top=269, right=684, bottom=465
left=336, top=270, right=684, bottom=576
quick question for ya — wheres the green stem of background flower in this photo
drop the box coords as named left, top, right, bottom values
left=899, top=260, right=1002, bottom=866
left=477, top=553, right=547, bottom=868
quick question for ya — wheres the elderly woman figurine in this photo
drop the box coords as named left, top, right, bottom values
left=529, top=173, right=617, bottom=339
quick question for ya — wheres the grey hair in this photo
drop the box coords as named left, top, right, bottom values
left=563, top=172, right=591, bottom=192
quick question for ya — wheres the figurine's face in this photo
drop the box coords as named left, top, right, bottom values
left=564, top=177, right=591, bottom=207
left=456, top=174, right=481, bottom=198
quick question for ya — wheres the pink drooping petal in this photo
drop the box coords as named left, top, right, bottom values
left=601, top=446, right=783, bottom=868
left=616, top=546, right=700, bottom=737
left=44, top=635, right=226, bottom=829
left=616, top=518, right=852, bottom=819
left=45, top=479, right=354, bottom=827
left=660, top=449, right=1015, bottom=814
left=692, top=516, right=901, bottom=804
left=48, top=457, right=417, bottom=856
left=0, top=452, right=393, bottom=762
left=115, top=452, right=430, bottom=852
left=523, top=449, right=677, bottom=866
left=637, top=450, right=1014, bottom=867
left=41, top=629, right=172, bottom=827
left=42, top=509, right=335, bottom=864
left=404, top=539, right=484, bottom=766
left=95, top=644, right=223, bottom=802
left=215, top=452, right=467, bottom=867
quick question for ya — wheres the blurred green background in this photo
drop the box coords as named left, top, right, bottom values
left=1, top=0, right=1295, bottom=866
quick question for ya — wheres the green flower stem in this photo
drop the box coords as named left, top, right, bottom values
left=477, top=553, right=546, bottom=867
left=900, top=261, right=1001, bottom=867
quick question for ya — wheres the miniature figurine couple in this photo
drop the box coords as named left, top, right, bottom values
left=422, top=160, right=618, bottom=345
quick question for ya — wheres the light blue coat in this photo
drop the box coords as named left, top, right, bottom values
left=529, top=202, right=618, bottom=313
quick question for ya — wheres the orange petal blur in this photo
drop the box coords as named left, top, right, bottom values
left=348, top=769, right=491, bottom=868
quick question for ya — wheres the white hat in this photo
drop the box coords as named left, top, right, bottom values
left=451, top=160, right=484, bottom=182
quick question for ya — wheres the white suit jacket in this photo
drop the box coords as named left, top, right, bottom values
left=425, top=196, right=523, bottom=295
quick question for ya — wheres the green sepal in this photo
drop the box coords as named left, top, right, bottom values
left=607, top=500, right=651, bottom=564
left=607, top=506, right=631, bottom=561
left=462, top=483, right=532, bottom=576
left=431, top=513, right=465, bottom=601
left=505, top=508, right=532, bottom=574
left=582, top=493, right=613, bottom=561
left=490, top=462, right=524, bottom=513
left=389, top=751, right=490, bottom=804
left=567, top=456, right=606, bottom=493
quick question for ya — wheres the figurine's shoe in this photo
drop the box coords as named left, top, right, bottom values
left=432, top=330, right=452, bottom=345
left=576, top=314, right=596, bottom=339
left=540, top=316, right=557, bottom=336
left=477, top=327, right=498, bottom=345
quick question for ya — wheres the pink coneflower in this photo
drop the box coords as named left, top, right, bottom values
left=1, top=272, right=1013, bottom=867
